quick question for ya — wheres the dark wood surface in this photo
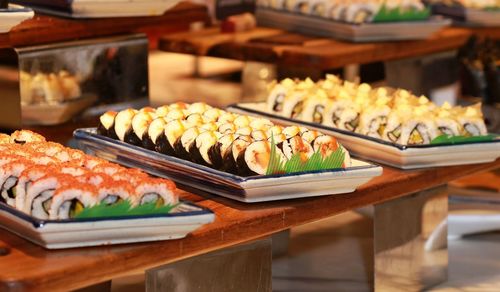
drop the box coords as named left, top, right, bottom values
left=159, top=26, right=498, bottom=69
left=0, top=2, right=210, bottom=49
left=0, top=158, right=499, bottom=291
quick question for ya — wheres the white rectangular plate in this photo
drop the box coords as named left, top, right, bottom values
left=431, top=5, right=500, bottom=27
left=0, top=201, right=214, bottom=249
left=74, top=128, right=383, bottom=203
left=0, top=4, right=34, bottom=33
left=228, top=103, right=500, bottom=170
left=256, top=8, right=451, bottom=42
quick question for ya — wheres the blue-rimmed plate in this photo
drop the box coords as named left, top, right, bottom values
left=228, top=103, right=500, bottom=169
left=74, top=128, right=383, bottom=203
left=0, top=201, right=214, bottom=249
left=0, top=4, right=34, bottom=33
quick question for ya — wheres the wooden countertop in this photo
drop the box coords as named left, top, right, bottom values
left=1, top=158, right=499, bottom=291
left=159, top=26, right=498, bottom=69
left=0, top=2, right=210, bottom=49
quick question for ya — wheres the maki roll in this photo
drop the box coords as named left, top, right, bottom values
left=189, top=131, right=222, bottom=166
left=313, top=135, right=351, bottom=167
left=455, top=104, right=487, bottom=136
left=25, top=173, right=78, bottom=218
left=174, top=127, right=203, bottom=160
left=249, top=118, right=274, bottom=131
left=114, top=108, right=138, bottom=142
left=187, top=102, right=212, bottom=115
left=0, top=134, right=11, bottom=144
left=343, top=1, right=380, bottom=24
left=218, top=122, right=237, bottom=134
left=49, top=184, right=97, bottom=220
left=434, top=103, right=461, bottom=137
left=357, top=100, right=391, bottom=139
left=132, top=177, right=178, bottom=207
left=237, top=140, right=287, bottom=176
left=208, top=133, right=238, bottom=169
left=217, top=112, right=237, bottom=124
left=222, top=135, right=253, bottom=173
left=93, top=163, right=125, bottom=176
left=266, top=125, right=284, bottom=137
left=0, top=160, right=35, bottom=206
left=10, top=130, right=46, bottom=144
left=234, top=115, right=253, bottom=128
left=15, top=164, right=56, bottom=211
left=97, top=111, right=118, bottom=138
left=165, top=108, right=186, bottom=121
left=266, top=78, right=295, bottom=114
left=203, top=108, right=225, bottom=122
left=155, top=105, right=170, bottom=117
left=398, top=109, right=439, bottom=145
left=157, top=120, right=188, bottom=155
left=281, top=135, right=314, bottom=160
left=251, top=130, right=269, bottom=141
left=124, top=111, right=155, bottom=146
left=300, top=89, right=329, bottom=124
left=143, top=117, right=167, bottom=151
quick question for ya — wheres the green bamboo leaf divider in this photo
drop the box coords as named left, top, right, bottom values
left=430, top=134, right=498, bottom=145
left=373, top=5, right=430, bottom=23
left=74, top=200, right=179, bottom=219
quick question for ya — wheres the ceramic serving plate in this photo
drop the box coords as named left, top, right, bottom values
left=74, top=128, right=383, bottom=203
left=256, top=8, right=451, bottom=42
left=228, top=103, right=500, bottom=169
left=0, top=201, right=214, bottom=249
left=12, top=0, right=181, bottom=18
left=0, top=4, right=34, bottom=33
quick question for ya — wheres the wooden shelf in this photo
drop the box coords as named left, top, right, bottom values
left=159, top=26, right=499, bottom=70
left=0, top=158, right=498, bottom=291
left=0, top=2, right=210, bottom=49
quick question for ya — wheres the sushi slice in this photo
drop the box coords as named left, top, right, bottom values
left=249, top=118, right=274, bottom=131
left=208, top=133, right=238, bottom=169
left=399, top=109, right=439, bottom=145
left=97, top=111, right=118, bottom=139
left=281, top=135, right=314, bottom=160
left=344, top=2, right=379, bottom=24
left=203, top=108, right=225, bottom=122
left=434, top=104, right=461, bottom=137
left=10, top=130, right=46, bottom=144
left=266, top=125, right=284, bottom=137
left=357, top=102, right=391, bottom=139
left=0, top=160, right=35, bottom=206
left=0, top=134, right=11, bottom=144
left=234, top=115, right=253, bottom=128
left=300, top=89, right=329, bottom=124
left=174, top=127, right=203, bottom=160
left=186, top=102, right=212, bottom=115
left=217, top=112, right=237, bottom=124
left=189, top=131, right=222, bottom=166
left=93, top=163, right=125, bottom=176
left=49, top=184, right=98, bottom=220
left=143, top=117, right=167, bottom=151
left=218, top=122, right=237, bottom=134
left=222, top=135, right=253, bottom=174
left=455, top=103, right=487, bottom=136
left=236, top=126, right=253, bottom=136
left=15, top=164, right=56, bottom=211
left=114, top=109, right=138, bottom=142
left=251, top=130, right=269, bottom=141
left=25, top=173, right=78, bottom=218
left=132, top=177, right=178, bottom=207
left=157, top=120, right=188, bottom=156
left=313, top=135, right=351, bottom=167
left=124, top=111, right=155, bottom=146
left=267, top=79, right=296, bottom=114
left=237, top=140, right=287, bottom=176
left=165, top=108, right=186, bottom=121
left=111, top=168, right=150, bottom=184
left=155, top=105, right=170, bottom=117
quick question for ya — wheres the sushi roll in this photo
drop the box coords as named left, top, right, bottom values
left=455, top=104, right=487, bottom=136
left=266, top=125, right=284, bottom=137
left=203, top=108, right=225, bottom=122
left=10, top=130, right=46, bottom=144
left=266, top=78, right=296, bottom=113
left=281, top=135, right=314, bottom=160
left=132, top=177, right=178, bottom=207
left=0, top=134, right=11, bottom=144
left=60, top=165, right=89, bottom=176
left=249, top=118, right=274, bottom=131
left=218, top=122, right=237, bottom=134
left=282, top=126, right=308, bottom=138
left=237, top=140, right=287, bottom=176
left=49, top=184, right=98, bottom=220
left=222, top=135, right=253, bottom=174
left=165, top=108, right=187, bottom=121
left=143, top=117, right=167, bottom=151
left=174, top=127, right=204, bottom=160
left=313, top=135, right=351, bottom=167
left=343, top=1, right=380, bottom=24
left=293, top=0, right=310, bottom=14
left=234, top=115, right=253, bottom=128
left=434, top=103, right=461, bottom=137
left=111, top=168, right=150, bottom=184
left=169, top=102, right=189, bottom=110
left=97, top=111, right=118, bottom=139
left=0, top=160, right=35, bottom=206
left=83, top=156, right=107, bottom=170
left=15, top=164, right=56, bottom=211
left=114, top=108, right=138, bottom=142
left=200, top=121, right=220, bottom=131
left=155, top=105, right=170, bottom=117
left=187, top=102, right=212, bottom=115
left=156, top=120, right=187, bottom=156
left=218, top=112, right=237, bottom=124
left=124, top=111, right=155, bottom=146
left=301, top=130, right=322, bottom=145
left=93, top=163, right=125, bottom=176
left=310, top=0, right=332, bottom=16
left=300, top=89, right=329, bottom=124
left=236, top=126, right=253, bottom=136
left=251, top=130, right=269, bottom=141
left=208, top=133, right=238, bottom=169
left=189, top=131, right=222, bottom=166
left=357, top=100, right=392, bottom=139
left=399, top=109, right=439, bottom=145
left=25, top=173, right=78, bottom=218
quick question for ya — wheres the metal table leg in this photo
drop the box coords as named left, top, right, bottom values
left=145, top=238, right=272, bottom=292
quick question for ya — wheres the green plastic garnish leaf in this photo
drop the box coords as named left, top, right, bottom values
left=373, top=5, right=430, bottom=23
left=430, top=134, right=498, bottom=145
left=266, top=137, right=346, bottom=175
left=74, top=200, right=179, bottom=219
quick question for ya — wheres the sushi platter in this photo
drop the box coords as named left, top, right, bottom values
left=428, top=0, right=500, bottom=27
left=74, top=102, right=382, bottom=203
left=255, top=0, right=451, bottom=41
left=227, top=76, right=500, bottom=169
left=0, top=130, right=214, bottom=249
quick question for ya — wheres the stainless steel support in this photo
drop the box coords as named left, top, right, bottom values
left=145, top=238, right=272, bottom=292
left=374, top=186, right=448, bottom=291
